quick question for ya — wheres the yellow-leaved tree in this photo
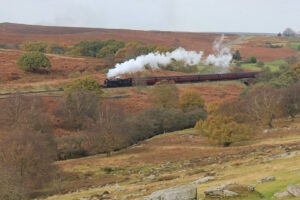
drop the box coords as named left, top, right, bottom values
left=195, top=113, right=253, bottom=147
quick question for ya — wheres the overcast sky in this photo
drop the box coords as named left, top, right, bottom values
left=0, top=0, right=299, bottom=33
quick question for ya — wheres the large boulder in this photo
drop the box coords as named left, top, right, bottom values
left=287, top=184, right=300, bottom=197
left=143, top=184, right=197, bottom=200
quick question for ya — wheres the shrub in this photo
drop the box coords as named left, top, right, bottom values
left=47, top=43, right=66, bottom=54
left=0, top=43, right=19, bottom=49
left=71, top=41, right=104, bottom=57
left=195, top=113, right=253, bottom=146
left=180, top=90, right=205, bottom=111
left=250, top=56, right=257, bottom=63
left=17, top=51, right=51, bottom=72
left=96, top=40, right=125, bottom=58
left=232, top=50, right=241, bottom=61
left=64, top=77, right=103, bottom=95
left=129, top=106, right=206, bottom=142
left=150, top=80, right=179, bottom=108
left=20, top=41, right=48, bottom=52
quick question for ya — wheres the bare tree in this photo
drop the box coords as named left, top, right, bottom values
left=55, top=90, right=101, bottom=130
left=88, top=101, right=129, bottom=156
left=242, top=87, right=283, bottom=128
left=0, top=129, right=57, bottom=200
left=0, top=94, right=52, bottom=133
left=281, top=83, right=300, bottom=120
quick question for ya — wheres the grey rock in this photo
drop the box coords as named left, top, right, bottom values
left=247, top=185, right=255, bottom=192
left=193, top=176, right=215, bottom=185
left=258, top=176, right=276, bottom=184
left=223, top=190, right=238, bottom=197
left=143, top=184, right=197, bottom=200
left=274, top=191, right=291, bottom=199
left=204, top=186, right=224, bottom=197
left=287, top=184, right=300, bottom=197
left=222, top=181, right=236, bottom=188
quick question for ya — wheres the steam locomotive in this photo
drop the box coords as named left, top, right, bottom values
left=104, top=72, right=259, bottom=88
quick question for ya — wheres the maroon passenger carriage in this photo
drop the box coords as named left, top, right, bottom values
left=104, top=72, right=259, bottom=88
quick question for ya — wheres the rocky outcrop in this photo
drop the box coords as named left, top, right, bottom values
left=287, top=184, right=300, bottom=197
left=78, top=191, right=111, bottom=200
left=223, top=190, right=238, bottom=197
left=204, top=186, right=224, bottom=197
left=274, top=191, right=291, bottom=199
left=258, top=176, right=276, bottom=184
left=143, top=184, right=197, bottom=200
left=193, top=176, right=215, bottom=185
left=204, top=182, right=256, bottom=198
left=273, top=184, right=300, bottom=199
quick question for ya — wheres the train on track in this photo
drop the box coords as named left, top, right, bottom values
left=103, top=72, right=259, bottom=88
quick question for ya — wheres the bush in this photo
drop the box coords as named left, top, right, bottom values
left=150, top=80, right=179, bottom=109
left=17, top=51, right=51, bottom=72
left=255, top=66, right=299, bottom=88
left=232, top=50, right=241, bottom=61
left=250, top=56, right=257, bottom=63
left=129, top=106, right=207, bottom=142
left=71, top=41, right=104, bottom=57
left=180, top=90, right=205, bottom=111
left=64, top=77, right=103, bottom=95
left=47, top=43, right=66, bottom=54
left=20, top=41, right=48, bottom=52
left=96, top=40, right=125, bottom=58
left=195, top=113, right=253, bottom=146
left=0, top=43, right=19, bottom=49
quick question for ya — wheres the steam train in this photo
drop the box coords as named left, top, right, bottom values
left=104, top=72, right=259, bottom=88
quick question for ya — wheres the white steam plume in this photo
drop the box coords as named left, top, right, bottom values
left=107, top=35, right=232, bottom=78
left=107, top=47, right=203, bottom=78
left=204, top=35, right=232, bottom=67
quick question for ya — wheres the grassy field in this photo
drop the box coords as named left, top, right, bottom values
left=43, top=117, right=300, bottom=200
left=289, top=41, right=300, bottom=51
left=241, top=59, right=288, bottom=72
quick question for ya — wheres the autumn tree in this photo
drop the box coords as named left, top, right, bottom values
left=242, top=87, right=283, bottom=128
left=55, top=90, right=101, bottom=130
left=0, top=129, right=57, bottom=200
left=150, top=80, right=179, bottom=108
left=0, top=94, right=52, bottom=133
left=0, top=94, right=56, bottom=200
left=180, top=90, right=205, bottom=111
left=20, top=41, right=48, bottom=52
left=195, top=113, right=253, bottom=146
left=281, top=83, right=300, bottom=120
left=88, top=101, right=129, bottom=156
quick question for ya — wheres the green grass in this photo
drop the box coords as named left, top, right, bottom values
left=241, top=59, right=288, bottom=72
left=264, top=59, right=288, bottom=72
left=241, top=63, right=262, bottom=71
left=289, top=41, right=300, bottom=51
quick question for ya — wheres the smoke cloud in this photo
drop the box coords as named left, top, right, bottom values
left=204, top=35, right=232, bottom=67
left=107, top=48, right=203, bottom=78
left=107, top=35, right=232, bottom=78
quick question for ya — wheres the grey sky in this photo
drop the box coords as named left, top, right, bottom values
left=0, top=0, right=299, bottom=33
